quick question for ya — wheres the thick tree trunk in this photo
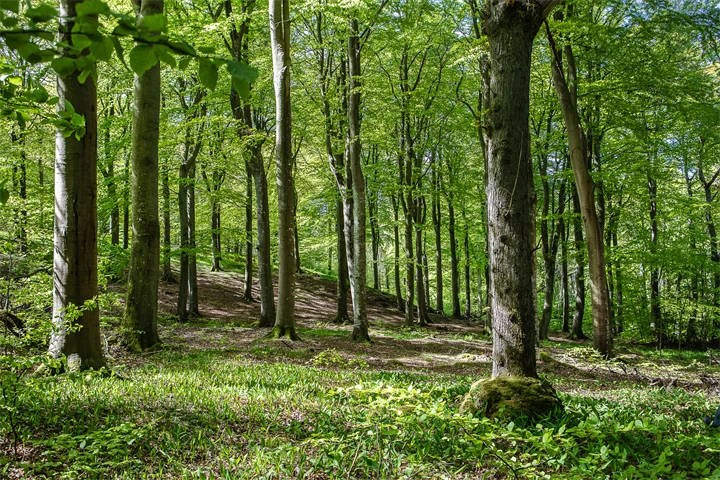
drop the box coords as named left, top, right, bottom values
left=270, top=0, right=298, bottom=339
left=49, top=0, right=105, bottom=370
left=122, top=0, right=163, bottom=351
left=549, top=33, right=611, bottom=356
left=415, top=204, right=429, bottom=326
left=484, top=1, right=559, bottom=378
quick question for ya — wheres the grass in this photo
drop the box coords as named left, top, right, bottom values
left=5, top=265, right=720, bottom=478
left=3, top=345, right=720, bottom=479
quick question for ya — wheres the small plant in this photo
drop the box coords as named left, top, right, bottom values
left=310, top=348, right=368, bottom=369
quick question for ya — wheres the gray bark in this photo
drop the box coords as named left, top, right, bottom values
left=270, top=0, right=298, bottom=339
left=49, top=0, right=105, bottom=369
left=122, top=0, right=163, bottom=351
left=484, top=0, right=560, bottom=378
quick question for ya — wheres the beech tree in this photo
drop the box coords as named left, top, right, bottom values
left=122, top=0, right=164, bottom=351
left=48, top=0, right=105, bottom=370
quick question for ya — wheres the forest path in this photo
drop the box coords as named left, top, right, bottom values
left=110, top=264, right=720, bottom=398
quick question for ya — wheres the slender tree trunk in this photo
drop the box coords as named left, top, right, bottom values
left=161, top=159, right=173, bottom=282
left=335, top=196, right=350, bottom=323
left=122, top=0, right=163, bottom=351
left=571, top=189, right=587, bottom=340
left=249, top=147, right=276, bottom=327
left=270, top=0, right=298, bottom=339
left=211, top=199, right=222, bottom=272
left=178, top=163, right=189, bottom=322
left=347, top=20, right=370, bottom=341
left=648, top=174, right=662, bottom=346
left=49, top=0, right=105, bottom=369
left=415, top=202, right=429, bottom=326
left=392, top=195, right=404, bottom=311
left=432, top=161, right=443, bottom=314
left=243, top=163, right=253, bottom=298
left=561, top=206, right=570, bottom=333
left=188, top=163, right=200, bottom=317
left=539, top=179, right=565, bottom=340
left=448, top=196, right=461, bottom=319
left=549, top=30, right=611, bottom=356
left=464, top=225, right=471, bottom=319
left=122, top=151, right=129, bottom=250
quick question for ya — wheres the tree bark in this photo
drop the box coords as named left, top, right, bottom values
left=270, top=0, right=298, bottom=339
left=392, top=195, right=404, bottom=312
left=347, top=20, right=370, bottom=341
left=464, top=224, right=471, bottom=319
left=549, top=28, right=611, bottom=356
left=571, top=188, right=587, bottom=340
left=484, top=0, right=560, bottom=378
left=448, top=191, right=461, bottom=319
left=161, top=158, right=173, bottom=282
left=648, top=173, right=662, bottom=346
left=122, top=0, right=163, bottom=351
left=432, top=157, right=443, bottom=314
left=49, top=0, right=105, bottom=369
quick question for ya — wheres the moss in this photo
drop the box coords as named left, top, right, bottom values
left=460, top=376, right=563, bottom=420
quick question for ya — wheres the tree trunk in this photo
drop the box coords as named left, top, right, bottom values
left=571, top=189, right=587, bottom=340
left=561, top=217, right=570, bottom=333
left=392, top=195, right=404, bottom=311
left=448, top=195, right=461, bottom=319
left=122, top=150, right=129, bottom=249
left=211, top=199, right=222, bottom=272
left=335, top=196, right=350, bottom=323
left=178, top=163, right=189, bottom=322
left=161, top=159, right=173, bottom=282
left=187, top=162, right=200, bottom=317
left=242, top=164, right=253, bottom=297
left=698, top=165, right=720, bottom=345
left=415, top=201, right=429, bottom=326
left=484, top=1, right=559, bottom=378
left=347, top=20, right=370, bottom=341
left=49, top=0, right=105, bottom=369
left=432, top=160, right=443, bottom=314
left=270, top=0, right=298, bottom=339
left=648, top=174, right=662, bottom=346
left=539, top=178, right=565, bottom=340
left=464, top=226, right=471, bottom=319
left=549, top=32, right=611, bottom=356
left=122, top=0, right=163, bottom=351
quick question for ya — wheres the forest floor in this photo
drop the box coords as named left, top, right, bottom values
left=4, top=261, right=720, bottom=479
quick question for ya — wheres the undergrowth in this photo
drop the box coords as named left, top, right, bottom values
left=2, top=349, right=719, bottom=479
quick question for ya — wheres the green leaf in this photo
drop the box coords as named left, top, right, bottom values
left=76, top=1, right=110, bottom=16
left=72, top=33, right=92, bottom=50
left=233, top=77, right=250, bottom=101
left=71, top=113, right=85, bottom=127
left=16, top=111, right=26, bottom=128
left=89, top=36, right=113, bottom=61
left=198, top=58, right=217, bottom=91
left=227, top=60, right=259, bottom=83
left=155, top=45, right=175, bottom=68
left=0, top=186, right=9, bottom=205
left=197, top=45, right=215, bottom=55
left=129, top=44, right=158, bottom=76
left=1, top=0, right=19, bottom=14
left=178, top=56, right=191, bottom=71
left=51, top=57, right=76, bottom=77
left=64, top=100, right=75, bottom=115
left=7, top=76, right=21, bottom=86
left=26, top=4, right=57, bottom=22
left=138, top=14, right=167, bottom=33
left=33, top=87, right=49, bottom=103
left=110, top=36, right=129, bottom=71
left=165, top=40, right=195, bottom=56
